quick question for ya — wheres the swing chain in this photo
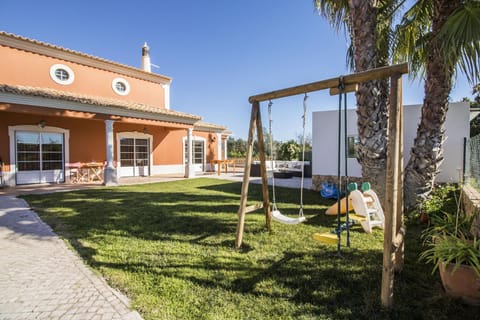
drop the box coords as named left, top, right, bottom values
left=338, top=76, right=345, bottom=91
left=299, top=93, right=308, bottom=217
left=268, top=98, right=307, bottom=221
left=268, top=100, right=277, bottom=207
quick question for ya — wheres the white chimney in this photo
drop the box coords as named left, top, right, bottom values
left=141, top=42, right=151, bottom=73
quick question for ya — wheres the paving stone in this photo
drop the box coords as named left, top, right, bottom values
left=0, top=196, right=143, bottom=320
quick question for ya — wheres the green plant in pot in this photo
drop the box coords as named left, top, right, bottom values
left=419, top=185, right=480, bottom=305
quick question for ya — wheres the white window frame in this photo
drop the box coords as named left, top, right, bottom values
left=116, top=131, right=153, bottom=169
left=183, top=136, right=206, bottom=168
left=112, top=77, right=131, bottom=96
left=8, top=125, right=70, bottom=185
left=347, top=135, right=359, bottom=159
left=50, top=64, right=75, bottom=85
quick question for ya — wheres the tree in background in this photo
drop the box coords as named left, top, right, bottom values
left=297, top=132, right=313, bottom=161
left=314, top=0, right=399, bottom=204
left=227, top=137, right=247, bottom=158
left=394, top=0, right=480, bottom=210
left=227, top=127, right=280, bottom=159
left=277, top=140, right=301, bottom=161
left=467, top=84, right=480, bottom=137
left=315, top=0, right=479, bottom=210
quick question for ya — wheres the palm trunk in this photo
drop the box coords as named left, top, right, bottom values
left=349, top=0, right=389, bottom=204
left=404, top=0, right=461, bottom=211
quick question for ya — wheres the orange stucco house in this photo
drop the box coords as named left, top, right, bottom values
left=0, top=32, right=230, bottom=186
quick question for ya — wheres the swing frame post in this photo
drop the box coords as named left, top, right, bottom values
left=236, top=63, right=408, bottom=307
left=395, top=84, right=405, bottom=273
left=381, top=72, right=405, bottom=307
left=235, top=102, right=260, bottom=249
left=255, top=102, right=272, bottom=230
left=235, top=101, right=272, bottom=250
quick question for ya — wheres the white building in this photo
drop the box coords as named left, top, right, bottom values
left=311, top=102, right=469, bottom=189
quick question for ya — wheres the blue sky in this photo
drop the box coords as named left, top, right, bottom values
left=0, top=0, right=474, bottom=141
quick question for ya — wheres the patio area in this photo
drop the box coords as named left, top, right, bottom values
left=0, top=168, right=313, bottom=196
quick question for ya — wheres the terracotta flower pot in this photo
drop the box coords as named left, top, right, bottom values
left=439, top=262, right=480, bottom=305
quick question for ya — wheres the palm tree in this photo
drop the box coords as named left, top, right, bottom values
left=314, top=0, right=399, bottom=204
left=393, top=0, right=480, bottom=210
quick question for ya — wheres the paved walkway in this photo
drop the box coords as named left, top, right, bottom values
left=0, top=196, right=142, bottom=320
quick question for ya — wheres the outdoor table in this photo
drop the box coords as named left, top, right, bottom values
left=210, top=159, right=235, bottom=175
left=80, top=162, right=104, bottom=182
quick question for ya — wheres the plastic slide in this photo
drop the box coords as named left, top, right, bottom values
left=349, top=189, right=384, bottom=233
left=325, top=197, right=354, bottom=215
left=363, top=189, right=385, bottom=226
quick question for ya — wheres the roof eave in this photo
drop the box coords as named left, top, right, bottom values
left=0, top=91, right=200, bottom=125
left=194, top=121, right=227, bottom=133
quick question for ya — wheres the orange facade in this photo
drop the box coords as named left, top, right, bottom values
left=0, top=45, right=166, bottom=108
left=0, top=32, right=229, bottom=186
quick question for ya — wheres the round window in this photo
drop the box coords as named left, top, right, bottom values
left=50, top=64, right=75, bottom=85
left=112, top=78, right=130, bottom=96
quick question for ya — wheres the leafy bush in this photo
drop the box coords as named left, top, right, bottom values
left=419, top=184, right=480, bottom=276
left=277, top=140, right=301, bottom=160
left=420, top=236, right=480, bottom=276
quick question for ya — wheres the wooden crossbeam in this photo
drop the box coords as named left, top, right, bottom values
left=329, top=84, right=358, bottom=96
left=245, top=202, right=264, bottom=214
left=248, top=63, right=408, bottom=103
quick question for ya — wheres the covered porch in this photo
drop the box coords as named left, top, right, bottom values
left=0, top=84, right=207, bottom=187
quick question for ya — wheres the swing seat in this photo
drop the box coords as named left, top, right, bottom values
left=313, top=232, right=338, bottom=245
left=271, top=210, right=306, bottom=225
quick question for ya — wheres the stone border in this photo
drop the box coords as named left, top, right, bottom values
left=461, top=184, right=480, bottom=237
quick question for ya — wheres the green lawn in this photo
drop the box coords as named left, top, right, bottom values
left=23, top=178, right=478, bottom=320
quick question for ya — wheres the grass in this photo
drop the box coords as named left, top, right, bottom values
left=22, top=178, right=479, bottom=320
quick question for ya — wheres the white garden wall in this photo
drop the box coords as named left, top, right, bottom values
left=312, top=102, right=469, bottom=183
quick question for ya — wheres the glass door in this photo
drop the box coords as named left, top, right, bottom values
left=16, top=131, right=64, bottom=184
left=184, top=140, right=205, bottom=172
left=134, top=138, right=149, bottom=176
left=119, top=138, right=150, bottom=177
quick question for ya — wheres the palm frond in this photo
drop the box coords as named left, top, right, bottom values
left=437, top=1, right=480, bottom=85
left=392, top=0, right=432, bottom=79
left=346, top=42, right=355, bottom=70
left=313, top=0, right=349, bottom=32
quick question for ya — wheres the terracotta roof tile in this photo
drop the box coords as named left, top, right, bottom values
left=0, top=84, right=201, bottom=121
left=194, top=121, right=227, bottom=131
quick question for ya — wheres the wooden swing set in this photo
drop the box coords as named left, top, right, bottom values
left=235, top=63, right=408, bottom=307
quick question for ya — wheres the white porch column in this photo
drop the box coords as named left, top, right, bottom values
left=104, top=120, right=118, bottom=185
left=217, top=133, right=222, bottom=160
left=223, top=137, right=228, bottom=160
left=185, top=128, right=195, bottom=178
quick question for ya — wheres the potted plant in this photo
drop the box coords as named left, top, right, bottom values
left=419, top=185, right=480, bottom=305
